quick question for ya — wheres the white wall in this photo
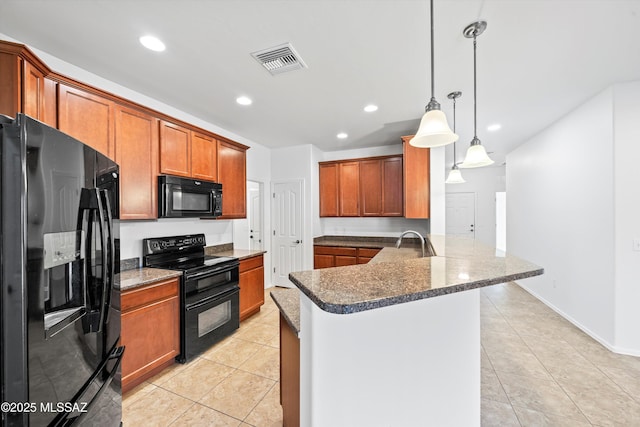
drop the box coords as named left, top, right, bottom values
left=445, top=165, right=506, bottom=247
left=612, top=82, right=640, bottom=353
left=507, top=88, right=617, bottom=350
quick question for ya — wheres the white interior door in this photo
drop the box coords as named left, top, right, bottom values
left=272, top=180, right=303, bottom=288
left=446, top=192, right=476, bottom=238
left=248, top=183, right=262, bottom=250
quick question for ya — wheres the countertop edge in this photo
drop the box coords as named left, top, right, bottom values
left=270, top=288, right=300, bottom=336
left=117, top=268, right=183, bottom=292
left=289, top=267, right=544, bottom=315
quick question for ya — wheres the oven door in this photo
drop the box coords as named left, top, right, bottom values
left=182, top=283, right=239, bottom=362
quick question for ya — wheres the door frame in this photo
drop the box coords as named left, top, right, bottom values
left=270, top=179, right=306, bottom=287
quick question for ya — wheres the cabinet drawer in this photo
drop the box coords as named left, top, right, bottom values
left=239, top=255, right=263, bottom=273
left=314, top=246, right=357, bottom=256
left=121, top=277, right=180, bottom=312
left=358, top=248, right=382, bottom=258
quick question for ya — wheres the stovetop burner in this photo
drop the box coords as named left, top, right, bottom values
left=142, top=234, right=238, bottom=273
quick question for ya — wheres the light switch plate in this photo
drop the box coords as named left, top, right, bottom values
left=633, top=238, right=640, bottom=252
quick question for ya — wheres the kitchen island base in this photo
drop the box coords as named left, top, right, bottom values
left=299, top=289, right=480, bottom=427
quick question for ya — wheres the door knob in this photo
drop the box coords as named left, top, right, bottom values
left=294, top=240, right=302, bottom=244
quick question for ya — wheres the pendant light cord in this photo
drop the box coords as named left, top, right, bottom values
left=453, top=96, right=457, bottom=163
left=473, top=33, right=477, bottom=139
left=430, top=0, right=435, bottom=100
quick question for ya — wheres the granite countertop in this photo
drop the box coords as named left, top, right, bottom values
left=212, top=249, right=266, bottom=260
left=205, top=244, right=266, bottom=260
left=289, top=235, right=543, bottom=315
left=270, top=288, right=300, bottom=336
left=117, top=268, right=182, bottom=291
left=313, top=235, right=422, bottom=249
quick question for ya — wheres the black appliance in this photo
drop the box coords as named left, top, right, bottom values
left=142, top=234, right=239, bottom=363
left=1, top=114, right=124, bottom=426
left=158, top=175, right=222, bottom=218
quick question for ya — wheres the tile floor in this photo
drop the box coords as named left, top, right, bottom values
left=123, top=283, right=640, bottom=426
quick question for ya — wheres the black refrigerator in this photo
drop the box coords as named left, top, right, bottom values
left=0, top=114, right=124, bottom=426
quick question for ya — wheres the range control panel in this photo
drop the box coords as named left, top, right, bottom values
left=143, top=234, right=206, bottom=255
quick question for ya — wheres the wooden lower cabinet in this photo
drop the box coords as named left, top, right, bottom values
left=280, top=314, right=300, bottom=427
left=314, top=246, right=381, bottom=269
left=239, top=255, right=265, bottom=321
left=120, top=277, right=180, bottom=394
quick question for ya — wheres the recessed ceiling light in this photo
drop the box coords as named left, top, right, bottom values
left=364, top=104, right=378, bottom=113
left=487, top=123, right=501, bottom=132
left=236, top=96, right=252, bottom=106
left=337, top=132, right=348, bottom=139
left=139, top=35, right=165, bottom=52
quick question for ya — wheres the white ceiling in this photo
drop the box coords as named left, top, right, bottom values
left=1, top=0, right=640, bottom=167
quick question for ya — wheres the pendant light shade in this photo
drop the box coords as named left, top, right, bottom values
left=411, top=110, right=458, bottom=148
left=410, top=0, right=458, bottom=148
left=445, top=91, right=465, bottom=183
left=459, top=20, right=494, bottom=169
left=459, top=137, right=494, bottom=168
left=445, top=167, right=466, bottom=184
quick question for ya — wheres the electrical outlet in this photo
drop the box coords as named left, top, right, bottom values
left=634, top=238, right=640, bottom=252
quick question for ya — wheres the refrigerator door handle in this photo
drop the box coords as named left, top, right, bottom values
left=100, top=188, right=115, bottom=321
left=94, top=188, right=109, bottom=332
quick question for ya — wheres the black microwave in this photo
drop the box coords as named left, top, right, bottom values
left=158, top=175, right=222, bottom=218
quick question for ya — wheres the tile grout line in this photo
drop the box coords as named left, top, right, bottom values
left=486, top=284, right=595, bottom=426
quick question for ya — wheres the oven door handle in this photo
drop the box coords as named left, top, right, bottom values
left=185, top=286, right=239, bottom=311
left=185, top=263, right=239, bottom=281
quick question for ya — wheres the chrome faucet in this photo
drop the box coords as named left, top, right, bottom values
left=395, top=230, right=436, bottom=257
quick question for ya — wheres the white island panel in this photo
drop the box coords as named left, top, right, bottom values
left=300, top=288, right=480, bottom=427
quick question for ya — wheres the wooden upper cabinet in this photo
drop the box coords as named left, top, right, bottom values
left=22, top=60, right=44, bottom=120
left=159, top=120, right=191, bottom=177
left=321, top=155, right=402, bottom=218
left=58, top=83, right=115, bottom=159
left=217, top=140, right=248, bottom=219
left=339, top=161, right=360, bottom=216
left=360, top=160, right=383, bottom=216
left=191, top=132, right=217, bottom=181
left=115, top=104, right=159, bottom=220
left=319, top=163, right=339, bottom=217
left=0, top=48, right=55, bottom=126
left=402, top=136, right=430, bottom=218
left=382, top=156, right=403, bottom=216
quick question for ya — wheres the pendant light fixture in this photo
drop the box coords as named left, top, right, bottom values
left=459, top=20, right=494, bottom=168
left=445, top=91, right=465, bottom=184
left=410, top=0, right=458, bottom=148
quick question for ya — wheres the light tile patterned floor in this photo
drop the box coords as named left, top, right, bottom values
left=124, top=284, right=640, bottom=426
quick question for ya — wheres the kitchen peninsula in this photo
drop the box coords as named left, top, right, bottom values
left=274, top=235, right=543, bottom=427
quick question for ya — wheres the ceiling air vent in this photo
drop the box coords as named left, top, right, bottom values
left=251, top=42, right=307, bottom=76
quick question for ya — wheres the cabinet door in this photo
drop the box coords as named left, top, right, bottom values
left=191, top=132, right=217, bottom=181
left=402, top=137, right=430, bottom=218
left=121, top=278, right=180, bottom=393
left=159, top=120, right=191, bottom=177
left=0, top=52, right=20, bottom=118
left=339, top=161, right=360, bottom=216
left=115, top=104, right=159, bottom=219
left=58, top=83, right=115, bottom=159
left=319, top=163, right=339, bottom=217
left=22, top=60, right=44, bottom=121
left=239, top=259, right=265, bottom=321
left=335, top=256, right=357, bottom=266
left=314, top=254, right=335, bottom=269
left=217, top=140, right=247, bottom=218
left=382, top=156, right=403, bottom=216
left=360, top=159, right=382, bottom=216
